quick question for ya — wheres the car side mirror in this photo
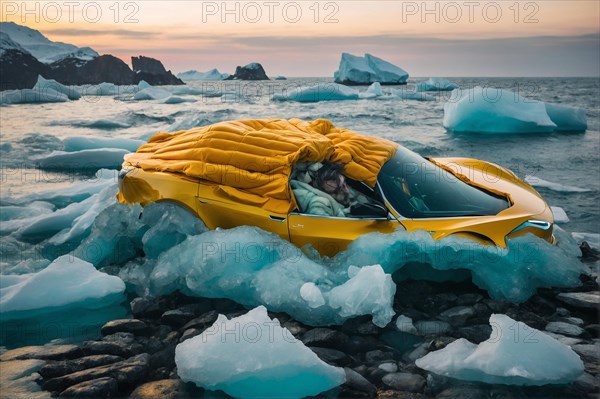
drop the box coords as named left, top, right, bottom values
left=350, top=203, right=390, bottom=219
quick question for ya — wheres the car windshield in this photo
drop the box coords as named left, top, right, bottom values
left=378, top=147, right=510, bottom=218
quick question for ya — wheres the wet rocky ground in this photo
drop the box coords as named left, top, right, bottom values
left=1, top=249, right=599, bottom=399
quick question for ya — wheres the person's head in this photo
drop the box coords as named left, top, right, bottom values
left=315, top=163, right=350, bottom=206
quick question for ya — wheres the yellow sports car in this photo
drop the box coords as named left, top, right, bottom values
left=118, top=118, right=554, bottom=256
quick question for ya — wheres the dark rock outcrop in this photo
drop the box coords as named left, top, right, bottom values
left=132, top=55, right=183, bottom=85
left=47, top=55, right=136, bottom=85
left=226, top=62, right=269, bottom=80
left=0, top=49, right=48, bottom=90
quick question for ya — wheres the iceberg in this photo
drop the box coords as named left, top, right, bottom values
left=159, top=95, right=197, bottom=104
left=0, top=88, right=69, bottom=105
left=416, top=314, right=584, bottom=385
left=359, top=82, right=383, bottom=99
left=33, top=75, right=81, bottom=100
left=443, top=87, right=557, bottom=133
left=416, top=77, right=459, bottom=92
left=79, top=82, right=120, bottom=96
left=334, top=53, right=409, bottom=85
left=544, top=103, right=588, bottom=132
left=177, top=68, right=229, bottom=81
left=133, top=85, right=171, bottom=101
left=551, top=206, right=570, bottom=223
left=175, top=306, right=346, bottom=399
left=0, top=255, right=125, bottom=320
left=35, top=148, right=129, bottom=170
left=272, top=83, right=359, bottom=102
left=63, top=136, right=144, bottom=152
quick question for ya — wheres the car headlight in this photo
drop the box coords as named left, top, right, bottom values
left=509, top=220, right=552, bottom=234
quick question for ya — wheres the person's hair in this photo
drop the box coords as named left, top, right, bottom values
left=314, top=163, right=345, bottom=188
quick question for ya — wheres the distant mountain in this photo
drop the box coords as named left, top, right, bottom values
left=226, top=63, right=269, bottom=80
left=132, top=56, right=183, bottom=85
left=0, top=31, right=49, bottom=90
left=0, top=21, right=98, bottom=63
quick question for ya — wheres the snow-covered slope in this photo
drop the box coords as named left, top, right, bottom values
left=0, top=22, right=98, bottom=63
left=0, top=31, right=29, bottom=56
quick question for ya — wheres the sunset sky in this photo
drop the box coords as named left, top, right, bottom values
left=2, top=1, right=599, bottom=76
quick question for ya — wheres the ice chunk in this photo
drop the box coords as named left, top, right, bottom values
left=35, top=148, right=128, bottom=170
left=1, top=255, right=125, bottom=320
left=133, top=80, right=171, bottom=100
left=79, top=82, right=120, bottom=96
left=0, top=88, right=68, bottom=105
left=175, top=306, right=346, bottom=398
left=0, top=201, right=54, bottom=222
left=416, top=314, right=584, bottom=385
left=571, top=232, right=600, bottom=250
left=334, top=53, right=409, bottom=84
left=551, top=206, right=570, bottom=223
left=63, top=137, right=144, bottom=152
left=443, top=87, right=557, bottom=133
left=524, top=175, right=591, bottom=193
left=545, top=103, right=587, bottom=132
left=396, top=315, right=418, bottom=335
left=334, top=228, right=586, bottom=303
left=359, top=82, right=383, bottom=99
left=300, top=282, right=325, bottom=308
left=177, top=68, right=229, bottom=81
left=159, top=95, right=197, bottom=104
left=33, top=75, right=81, bottom=100
left=416, top=77, right=459, bottom=92
left=390, top=88, right=436, bottom=101
left=273, top=83, right=359, bottom=102
left=141, top=226, right=395, bottom=326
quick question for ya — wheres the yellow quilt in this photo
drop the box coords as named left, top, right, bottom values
left=123, top=118, right=398, bottom=213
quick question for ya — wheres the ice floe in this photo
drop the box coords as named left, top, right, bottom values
left=390, top=88, right=436, bottom=102
left=1, top=255, right=125, bottom=320
left=416, top=77, right=458, bottom=92
left=0, top=88, right=69, bottom=105
left=175, top=306, right=346, bottom=398
left=524, top=175, right=591, bottom=193
left=35, top=148, right=129, bottom=170
left=551, top=206, right=570, bottom=223
left=416, top=314, right=584, bottom=385
left=545, top=103, right=588, bottom=132
left=334, top=53, right=409, bottom=85
left=272, top=83, right=359, bottom=102
left=63, top=137, right=144, bottom=152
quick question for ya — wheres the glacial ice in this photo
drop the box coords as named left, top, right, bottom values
left=159, top=95, right=197, bottom=104
left=395, top=315, right=418, bottom=335
left=551, top=206, right=570, bottom=223
left=571, top=232, right=600, bottom=250
left=415, top=314, right=584, bottom=385
left=1, top=255, right=125, bottom=320
left=177, top=68, right=229, bottom=81
left=35, top=148, right=129, bottom=170
left=175, top=306, right=346, bottom=398
left=63, top=136, right=144, bottom=152
left=33, top=75, right=81, bottom=100
left=416, top=77, right=459, bottom=92
left=545, top=103, right=588, bottom=132
left=272, top=83, right=359, bottom=102
left=78, top=82, right=120, bottom=96
left=0, top=88, right=69, bottom=105
left=332, top=227, right=586, bottom=303
left=524, top=175, right=591, bottom=193
left=138, top=226, right=396, bottom=327
left=359, top=82, right=383, bottom=99
left=133, top=85, right=171, bottom=101
left=443, top=87, right=557, bottom=133
left=334, top=53, right=409, bottom=85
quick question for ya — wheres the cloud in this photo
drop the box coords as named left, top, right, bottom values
left=43, top=28, right=158, bottom=38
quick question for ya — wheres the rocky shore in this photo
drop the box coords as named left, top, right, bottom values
left=2, top=250, right=598, bottom=399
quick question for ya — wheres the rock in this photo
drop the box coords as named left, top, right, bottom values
left=543, top=332, right=584, bottom=346
left=39, top=355, right=124, bottom=379
left=226, top=62, right=269, bottom=80
left=136, top=336, right=164, bottom=354
left=301, top=328, right=342, bottom=347
left=414, top=320, right=451, bottom=336
left=558, top=316, right=585, bottom=326
left=438, top=306, right=476, bottom=327
left=0, top=359, right=51, bottom=399
left=48, top=55, right=136, bottom=85
left=149, top=344, right=176, bottom=370
left=59, top=376, right=118, bottom=397
left=585, top=324, right=600, bottom=337
left=131, top=55, right=183, bottom=85
left=0, top=48, right=49, bottom=90
left=482, top=299, right=510, bottom=313
left=43, top=353, right=150, bottom=393
left=343, top=367, right=377, bottom=395
left=378, top=362, right=398, bottom=373
left=130, top=296, right=163, bottom=318
left=382, top=372, right=426, bottom=393
left=0, top=345, right=83, bottom=361
left=100, top=319, right=148, bottom=336
left=82, top=333, right=144, bottom=358
left=545, top=321, right=586, bottom=337
left=574, top=372, right=600, bottom=393
left=377, top=389, right=429, bottom=398
left=181, top=310, right=219, bottom=331
left=572, top=344, right=600, bottom=364
left=129, top=379, right=186, bottom=399
left=160, top=309, right=195, bottom=327
left=180, top=328, right=202, bottom=342
left=427, top=336, right=457, bottom=351
left=557, top=292, right=600, bottom=309
left=405, top=344, right=429, bottom=363
left=435, top=386, right=527, bottom=399
left=343, top=335, right=381, bottom=353
left=310, top=347, right=349, bottom=366
left=282, top=320, right=306, bottom=337
left=456, top=294, right=483, bottom=306
left=454, top=325, right=492, bottom=344
left=365, top=349, right=396, bottom=363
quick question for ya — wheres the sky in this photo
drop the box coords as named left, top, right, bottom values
left=2, top=1, right=599, bottom=76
